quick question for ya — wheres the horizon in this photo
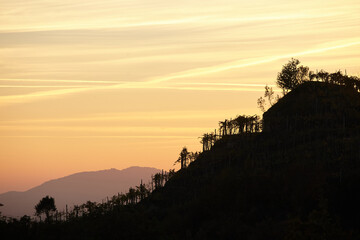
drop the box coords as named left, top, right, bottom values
left=1, top=0, right=360, bottom=193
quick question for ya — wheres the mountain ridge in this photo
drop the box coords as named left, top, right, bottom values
left=0, top=166, right=161, bottom=217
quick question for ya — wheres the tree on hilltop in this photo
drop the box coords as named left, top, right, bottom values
left=277, top=58, right=309, bottom=93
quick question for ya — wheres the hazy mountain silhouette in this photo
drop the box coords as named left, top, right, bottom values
left=0, top=166, right=160, bottom=217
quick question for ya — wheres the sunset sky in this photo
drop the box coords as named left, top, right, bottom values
left=1, top=0, right=360, bottom=193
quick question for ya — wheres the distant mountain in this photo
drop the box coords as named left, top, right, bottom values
left=0, top=166, right=161, bottom=218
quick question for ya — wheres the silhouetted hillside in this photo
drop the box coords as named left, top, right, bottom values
left=2, top=82, right=360, bottom=239
left=0, top=167, right=160, bottom=218
left=136, top=82, right=360, bottom=239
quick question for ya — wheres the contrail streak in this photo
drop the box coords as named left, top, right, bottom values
left=0, top=78, right=122, bottom=84
left=0, top=13, right=322, bottom=33
left=0, top=17, right=206, bottom=33
left=0, top=135, right=196, bottom=139
left=148, top=41, right=360, bottom=83
left=0, top=85, right=102, bottom=88
left=0, top=111, right=233, bottom=124
left=174, top=82, right=277, bottom=87
left=0, top=40, right=359, bottom=105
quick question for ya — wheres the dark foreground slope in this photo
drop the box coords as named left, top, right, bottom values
left=2, top=82, right=360, bottom=240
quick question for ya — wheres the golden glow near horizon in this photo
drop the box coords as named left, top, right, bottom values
left=1, top=0, right=360, bottom=193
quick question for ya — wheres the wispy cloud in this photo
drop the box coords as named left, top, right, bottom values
left=148, top=40, right=360, bottom=83
left=173, top=83, right=276, bottom=87
left=0, top=125, right=209, bottom=133
left=0, top=11, right=335, bottom=33
left=1, top=40, right=359, bottom=105
left=0, top=135, right=196, bottom=139
left=0, top=87, right=93, bottom=104
left=0, top=110, right=231, bottom=124
left=0, top=17, right=207, bottom=33
left=0, top=85, right=102, bottom=88
left=0, top=78, right=121, bottom=84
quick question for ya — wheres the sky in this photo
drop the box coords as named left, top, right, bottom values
left=0, top=0, right=360, bottom=193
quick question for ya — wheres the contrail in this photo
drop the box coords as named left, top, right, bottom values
left=148, top=41, right=360, bottom=84
left=0, top=87, right=94, bottom=104
left=0, top=110, right=231, bottom=124
left=0, top=78, right=121, bottom=84
left=0, top=40, right=359, bottom=105
left=0, top=135, right=197, bottom=139
left=0, top=16, right=206, bottom=33
left=0, top=85, right=101, bottom=88
left=0, top=125, right=209, bottom=132
left=0, top=13, right=320, bottom=33
left=174, top=82, right=277, bottom=87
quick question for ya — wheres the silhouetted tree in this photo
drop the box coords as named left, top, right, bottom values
left=209, top=133, right=216, bottom=148
left=19, top=215, right=31, bottom=227
left=309, top=70, right=318, bottom=81
left=200, top=133, right=211, bottom=151
left=227, top=118, right=235, bottom=135
left=188, top=152, right=200, bottom=164
left=233, top=115, right=246, bottom=134
left=317, top=70, right=330, bottom=82
left=219, top=120, right=228, bottom=136
left=127, top=187, right=137, bottom=204
left=35, top=196, right=57, bottom=222
left=200, top=133, right=217, bottom=151
left=168, top=169, right=176, bottom=178
left=137, top=180, right=149, bottom=201
left=72, top=205, right=80, bottom=218
left=120, top=193, right=128, bottom=205
left=257, top=96, right=266, bottom=112
left=0, top=203, right=3, bottom=217
left=174, top=147, right=191, bottom=168
left=179, top=147, right=189, bottom=169
left=153, top=173, right=162, bottom=189
left=80, top=201, right=98, bottom=216
left=277, top=58, right=309, bottom=93
left=258, top=85, right=280, bottom=112
left=308, top=69, right=360, bottom=92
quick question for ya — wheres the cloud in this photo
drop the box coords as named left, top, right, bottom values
left=0, top=135, right=196, bottom=139
left=0, top=85, right=99, bottom=88
left=0, top=78, right=120, bottom=84
left=148, top=40, right=360, bottom=84
left=0, top=125, right=209, bottom=135
left=0, top=87, right=93, bottom=104
left=0, top=110, right=232, bottom=124
left=0, top=4, right=336, bottom=34
left=0, top=39, right=359, bottom=105
left=174, top=83, right=277, bottom=87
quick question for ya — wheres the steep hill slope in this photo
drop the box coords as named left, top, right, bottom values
left=134, top=82, right=360, bottom=239
left=2, top=82, right=360, bottom=240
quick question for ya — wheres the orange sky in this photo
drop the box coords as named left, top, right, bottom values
left=1, top=0, right=360, bottom=193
